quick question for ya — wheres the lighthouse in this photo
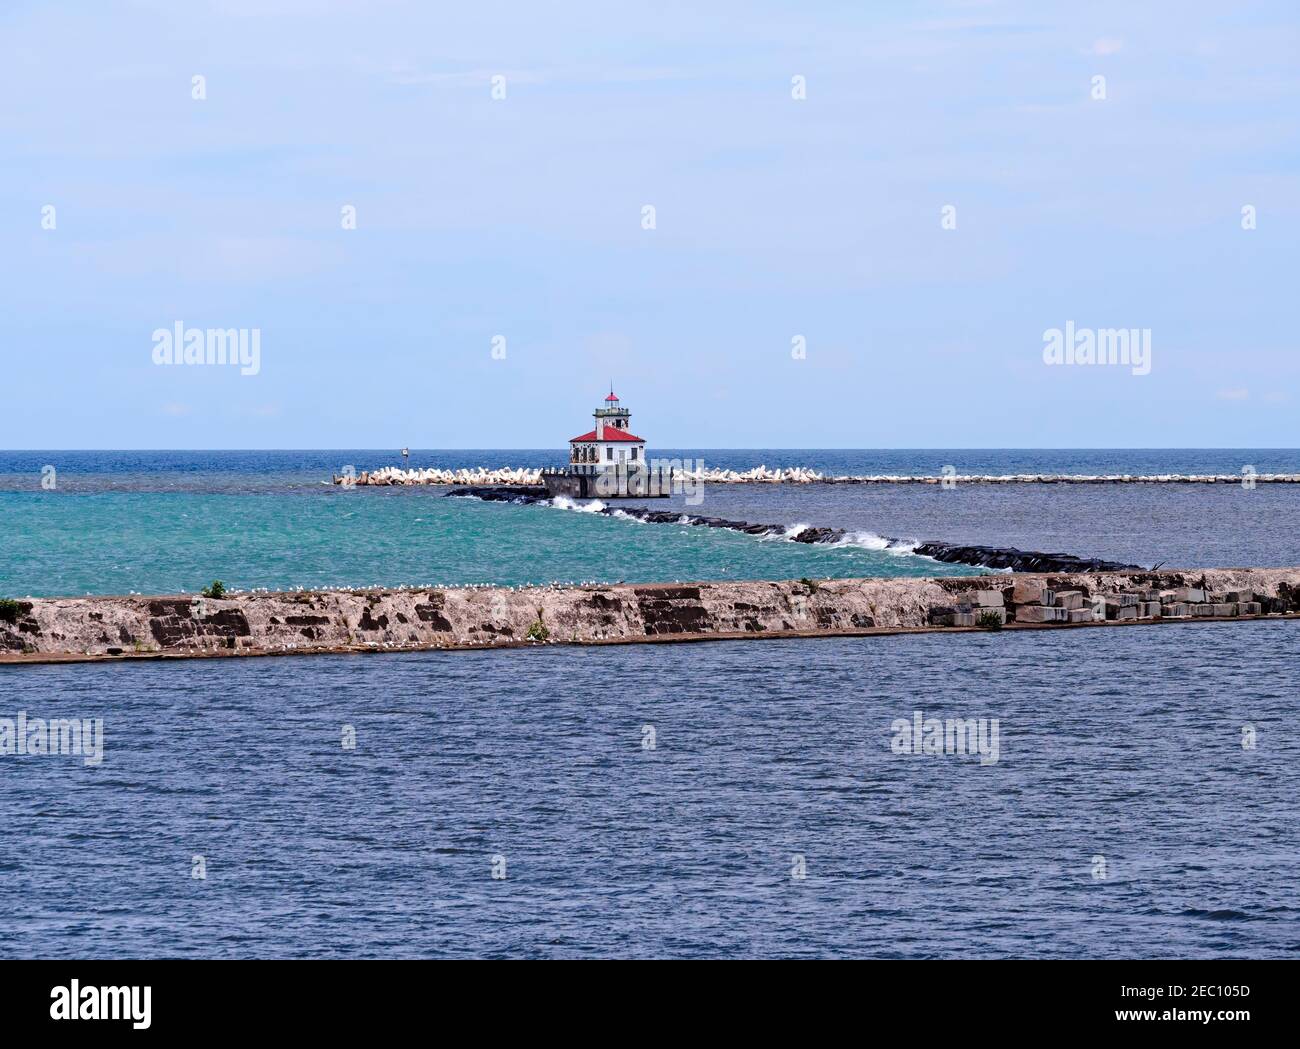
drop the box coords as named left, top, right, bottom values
left=542, top=388, right=664, bottom=498
left=567, top=389, right=646, bottom=476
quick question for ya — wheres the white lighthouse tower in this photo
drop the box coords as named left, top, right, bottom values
left=542, top=387, right=663, bottom=498
left=567, top=388, right=646, bottom=477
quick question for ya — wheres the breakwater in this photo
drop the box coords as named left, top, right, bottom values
left=337, top=465, right=1300, bottom=486
left=450, top=486, right=1143, bottom=574
left=3, top=569, right=1298, bottom=664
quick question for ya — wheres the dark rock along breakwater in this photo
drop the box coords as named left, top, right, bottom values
left=447, top=487, right=1144, bottom=574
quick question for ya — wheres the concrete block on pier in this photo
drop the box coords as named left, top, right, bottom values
left=1016, top=605, right=1058, bottom=623
left=955, top=590, right=1004, bottom=607
left=1238, top=602, right=1262, bottom=616
left=1173, top=588, right=1205, bottom=603
left=1211, top=603, right=1237, bottom=617
left=1011, top=582, right=1053, bottom=605
left=1066, top=608, right=1094, bottom=623
left=1093, top=594, right=1140, bottom=620
left=928, top=606, right=979, bottom=626
left=1162, top=602, right=1191, bottom=617
left=934, top=603, right=1003, bottom=626
left=1054, top=590, right=1084, bottom=610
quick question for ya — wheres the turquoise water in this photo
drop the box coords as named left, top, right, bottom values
left=6, top=449, right=1297, bottom=597
left=0, top=488, right=976, bottom=598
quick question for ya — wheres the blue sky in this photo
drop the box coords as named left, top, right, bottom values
left=2, top=0, right=1297, bottom=448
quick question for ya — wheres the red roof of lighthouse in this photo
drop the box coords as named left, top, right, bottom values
left=605, top=392, right=619, bottom=402
left=569, top=428, right=644, bottom=443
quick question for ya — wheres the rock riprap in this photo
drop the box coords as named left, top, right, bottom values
left=339, top=466, right=1300, bottom=486
left=447, top=486, right=1143, bottom=574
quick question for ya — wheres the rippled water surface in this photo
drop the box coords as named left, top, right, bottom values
left=2, top=621, right=1297, bottom=959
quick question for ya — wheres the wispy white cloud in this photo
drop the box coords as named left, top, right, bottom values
left=1088, top=37, right=1125, bottom=56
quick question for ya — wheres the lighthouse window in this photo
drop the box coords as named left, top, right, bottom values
left=606, top=448, right=613, bottom=461
left=631, top=448, right=638, bottom=460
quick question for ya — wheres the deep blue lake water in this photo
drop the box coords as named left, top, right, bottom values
left=2, top=622, right=1297, bottom=959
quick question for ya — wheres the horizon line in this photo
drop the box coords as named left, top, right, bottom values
left=2, top=446, right=1298, bottom=454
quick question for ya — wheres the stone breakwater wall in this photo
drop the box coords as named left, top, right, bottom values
left=337, top=465, right=1300, bottom=486
left=926, top=577, right=1299, bottom=627
left=3, top=569, right=1299, bottom=664
left=339, top=466, right=546, bottom=486
left=451, top=486, right=1143, bottom=574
